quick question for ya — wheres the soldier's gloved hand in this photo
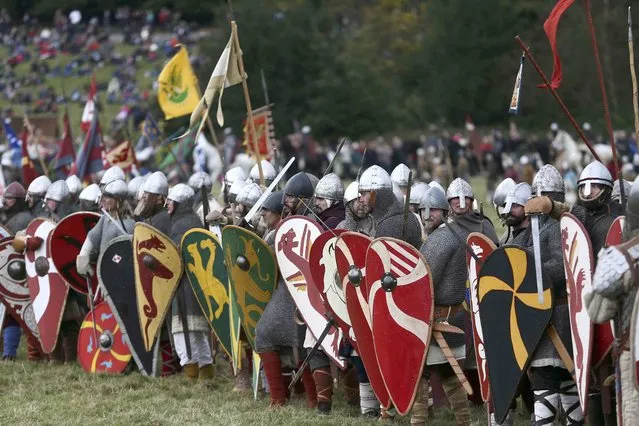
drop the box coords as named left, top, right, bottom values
left=76, top=255, right=93, bottom=277
left=524, top=196, right=553, bottom=215
left=206, top=210, right=228, bottom=225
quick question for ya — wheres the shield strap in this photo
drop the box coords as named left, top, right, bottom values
left=432, top=328, right=473, bottom=395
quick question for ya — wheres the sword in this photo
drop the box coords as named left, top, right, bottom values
left=547, top=324, right=575, bottom=380
left=288, top=319, right=335, bottom=391
left=176, top=281, right=192, bottom=360
left=85, top=276, right=99, bottom=349
left=242, top=156, right=296, bottom=225
left=531, top=215, right=545, bottom=305
left=432, top=326, right=473, bottom=395
left=100, top=208, right=129, bottom=236
left=322, top=137, right=346, bottom=176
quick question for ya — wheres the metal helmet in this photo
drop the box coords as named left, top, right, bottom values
left=612, top=179, right=632, bottom=204
left=392, top=182, right=404, bottom=202
left=27, top=175, right=52, bottom=196
left=344, top=181, right=360, bottom=204
left=578, top=160, right=613, bottom=197
left=224, top=166, right=247, bottom=188
left=446, top=178, right=474, bottom=209
left=65, top=175, right=82, bottom=196
left=358, top=165, right=392, bottom=191
left=306, top=173, right=320, bottom=190
left=409, top=182, right=430, bottom=205
left=390, top=163, right=411, bottom=188
left=249, top=161, right=277, bottom=184
left=167, top=183, right=195, bottom=204
left=493, top=178, right=516, bottom=210
left=79, top=184, right=101, bottom=202
left=532, top=164, right=565, bottom=196
left=262, top=190, right=284, bottom=214
left=628, top=175, right=639, bottom=222
left=102, top=180, right=128, bottom=199
left=127, top=176, right=146, bottom=199
left=188, top=171, right=213, bottom=193
left=236, top=182, right=263, bottom=209
left=100, top=166, right=125, bottom=187
left=314, top=173, right=344, bottom=201
left=503, top=183, right=532, bottom=215
left=429, top=181, right=446, bottom=194
left=142, top=171, right=168, bottom=197
left=419, top=187, right=449, bottom=218
left=283, top=172, right=315, bottom=199
left=229, top=179, right=248, bottom=200
left=4, top=182, right=26, bottom=199
left=45, top=180, right=70, bottom=202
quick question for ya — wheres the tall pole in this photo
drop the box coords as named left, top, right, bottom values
left=628, top=7, right=639, bottom=151
left=583, top=0, right=625, bottom=207
left=515, top=36, right=601, bottom=163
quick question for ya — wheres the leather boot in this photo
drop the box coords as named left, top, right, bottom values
left=48, top=336, right=64, bottom=364
left=27, top=333, right=43, bottom=362
left=261, top=352, right=287, bottom=407
left=342, top=366, right=360, bottom=407
left=184, top=363, right=199, bottom=381
left=300, top=364, right=317, bottom=409
left=313, top=366, right=333, bottom=414
left=160, top=340, right=180, bottom=377
left=199, top=364, right=214, bottom=381
left=62, top=331, right=78, bottom=363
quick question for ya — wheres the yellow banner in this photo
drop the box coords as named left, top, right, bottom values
left=158, top=46, right=200, bottom=120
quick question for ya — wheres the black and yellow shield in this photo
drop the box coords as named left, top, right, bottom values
left=478, top=246, right=553, bottom=424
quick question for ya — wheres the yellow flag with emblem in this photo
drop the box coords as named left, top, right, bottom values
left=158, top=45, right=200, bottom=120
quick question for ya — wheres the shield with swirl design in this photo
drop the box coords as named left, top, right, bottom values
left=365, top=237, right=433, bottom=416
left=275, top=216, right=344, bottom=368
left=478, top=246, right=553, bottom=424
left=77, top=301, right=132, bottom=373
left=560, top=212, right=594, bottom=414
left=466, top=232, right=496, bottom=403
left=335, top=232, right=391, bottom=409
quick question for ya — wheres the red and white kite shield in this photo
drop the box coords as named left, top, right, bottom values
left=606, top=216, right=625, bottom=247
left=560, top=213, right=594, bottom=414
left=366, top=238, right=433, bottom=416
left=309, top=229, right=355, bottom=346
left=0, top=237, right=39, bottom=341
left=24, top=218, right=69, bottom=353
left=466, top=232, right=496, bottom=403
left=274, top=216, right=344, bottom=368
left=631, top=289, right=639, bottom=391
left=335, top=231, right=391, bottom=409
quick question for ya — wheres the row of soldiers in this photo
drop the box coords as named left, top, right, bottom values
left=1, top=156, right=637, bottom=426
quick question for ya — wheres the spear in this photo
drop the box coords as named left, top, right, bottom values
left=629, top=7, right=639, bottom=151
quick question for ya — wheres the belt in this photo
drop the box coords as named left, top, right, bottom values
left=434, top=304, right=464, bottom=321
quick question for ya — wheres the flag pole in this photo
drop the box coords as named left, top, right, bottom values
left=515, top=36, right=601, bottom=163
left=231, top=20, right=265, bottom=187
left=583, top=0, right=625, bottom=208
left=629, top=7, right=639, bottom=152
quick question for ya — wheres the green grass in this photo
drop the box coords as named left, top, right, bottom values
left=0, top=353, right=535, bottom=425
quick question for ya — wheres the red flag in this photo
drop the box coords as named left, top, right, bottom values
left=20, top=126, right=38, bottom=187
left=81, top=74, right=97, bottom=132
left=539, top=0, right=576, bottom=89
left=70, top=114, right=104, bottom=181
left=53, top=111, right=76, bottom=175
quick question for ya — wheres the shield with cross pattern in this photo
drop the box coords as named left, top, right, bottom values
left=477, top=245, right=553, bottom=424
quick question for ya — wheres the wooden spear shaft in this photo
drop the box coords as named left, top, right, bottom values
left=515, top=36, right=601, bottom=162
left=583, top=0, right=624, bottom=205
left=231, top=21, right=265, bottom=187
left=629, top=7, right=639, bottom=150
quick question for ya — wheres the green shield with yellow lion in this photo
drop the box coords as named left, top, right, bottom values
left=222, top=225, right=277, bottom=351
left=181, top=229, right=233, bottom=359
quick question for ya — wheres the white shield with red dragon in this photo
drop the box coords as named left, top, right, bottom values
left=274, top=216, right=344, bottom=368
left=560, top=212, right=595, bottom=414
left=0, top=237, right=39, bottom=340
left=466, top=232, right=496, bottom=403
left=23, top=218, right=69, bottom=353
left=366, top=237, right=433, bottom=416
left=335, top=231, right=391, bottom=409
